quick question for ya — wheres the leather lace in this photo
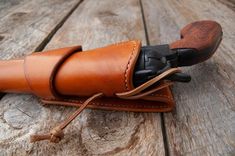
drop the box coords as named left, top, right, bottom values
left=30, top=68, right=181, bottom=143
left=116, top=68, right=181, bottom=99
left=30, top=93, right=103, bottom=143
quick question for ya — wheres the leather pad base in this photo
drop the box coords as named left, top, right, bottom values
left=41, top=86, right=175, bottom=112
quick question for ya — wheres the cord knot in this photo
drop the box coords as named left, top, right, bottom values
left=49, top=126, right=64, bottom=143
left=30, top=93, right=103, bottom=143
left=30, top=126, right=64, bottom=143
left=50, top=126, right=64, bottom=143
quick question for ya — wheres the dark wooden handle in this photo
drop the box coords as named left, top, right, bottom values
left=170, top=20, right=223, bottom=65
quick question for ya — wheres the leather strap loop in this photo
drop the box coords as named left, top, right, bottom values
left=24, top=46, right=82, bottom=99
left=116, top=68, right=181, bottom=99
left=118, top=81, right=173, bottom=100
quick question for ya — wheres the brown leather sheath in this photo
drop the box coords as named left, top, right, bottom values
left=0, top=40, right=176, bottom=112
left=0, top=21, right=223, bottom=143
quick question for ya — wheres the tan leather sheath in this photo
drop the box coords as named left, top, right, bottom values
left=0, top=40, right=175, bottom=112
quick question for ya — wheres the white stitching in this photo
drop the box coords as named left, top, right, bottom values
left=43, top=98, right=170, bottom=108
left=124, top=41, right=136, bottom=90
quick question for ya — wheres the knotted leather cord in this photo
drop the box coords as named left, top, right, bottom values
left=30, top=68, right=180, bottom=143
left=30, top=93, right=103, bottom=143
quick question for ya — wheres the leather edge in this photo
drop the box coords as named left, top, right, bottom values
left=41, top=86, right=175, bottom=112
left=125, top=40, right=142, bottom=90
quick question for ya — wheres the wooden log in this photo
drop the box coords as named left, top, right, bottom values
left=142, top=0, right=235, bottom=155
left=0, top=0, right=166, bottom=155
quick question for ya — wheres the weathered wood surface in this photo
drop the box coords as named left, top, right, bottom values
left=142, top=0, right=235, bottom=155
left=0, top=0, right=166, bottom=155
left=0, top=0, right=28, bottom=19
left=0, top=0, right=81, bottom=59
left=0, top=0, right=234, bottom=155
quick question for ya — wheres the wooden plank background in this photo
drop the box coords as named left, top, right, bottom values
left=142, top=0, right=235, bottom=155
left=0, top=0, right=234, bottom=155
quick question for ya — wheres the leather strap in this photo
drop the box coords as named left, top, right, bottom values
left=24, top=46, right=82, bottom=99
left=116, top=68, right=181, bottom=99
left=117, top=81, right=173, bottom=100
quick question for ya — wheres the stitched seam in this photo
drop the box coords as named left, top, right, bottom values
left=42, top=98, right=170, bottom=108
left=150, top=93, right=170, bottom=98
left=124, top=41, right=137, bottom=91
left=42, top=92, right=173, bottom=109
left=43, top=93, right=171, bottom=101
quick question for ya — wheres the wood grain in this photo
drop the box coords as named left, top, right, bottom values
left=0, top=0, right=29, bottom=19
left=0, top=0, right=81, bottom=60
left=142, top=0, right=235, bottom=155
left=0, top=0, right=166, bottom=155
